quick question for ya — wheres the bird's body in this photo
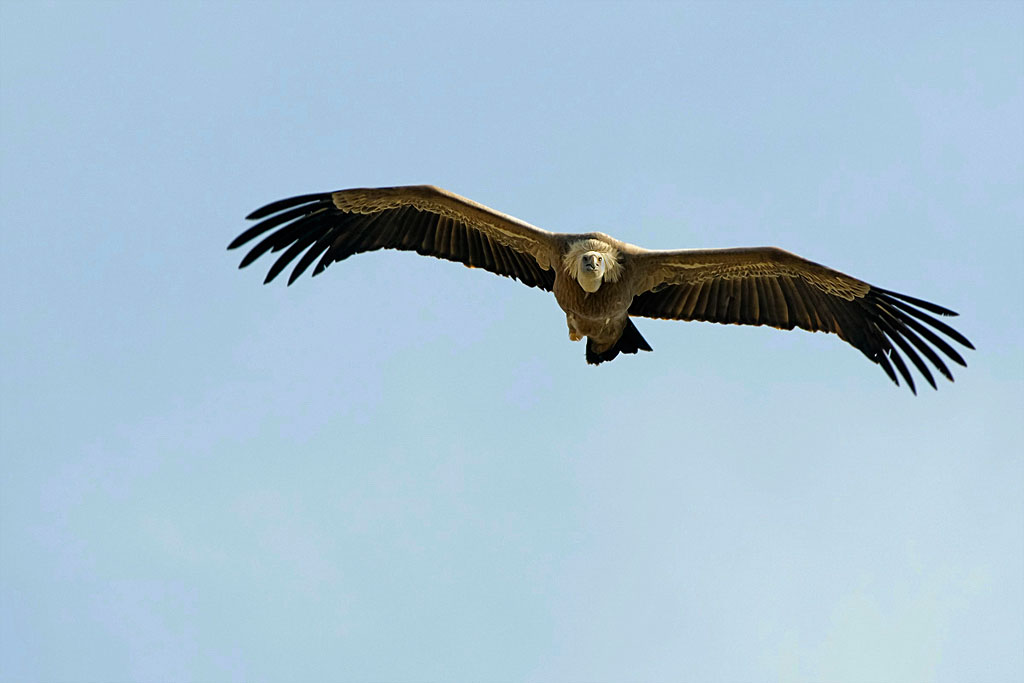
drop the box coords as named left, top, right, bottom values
left=551, top=235, right=639, bottom=359
left=229, top=185, right=973, bottom=392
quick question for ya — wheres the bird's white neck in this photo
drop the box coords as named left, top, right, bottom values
left=577, top=271, right=603, bottom=293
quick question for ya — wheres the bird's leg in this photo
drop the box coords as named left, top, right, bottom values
left=566, top=313, right=583, bottom=342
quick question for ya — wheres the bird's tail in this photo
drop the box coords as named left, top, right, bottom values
left=586, top=318, right=653, bottom=365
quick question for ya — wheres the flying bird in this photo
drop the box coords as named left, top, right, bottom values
left=229, top=185, right=973, bottom=393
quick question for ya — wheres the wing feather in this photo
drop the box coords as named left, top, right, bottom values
left=244, top=192, right=328, bottom=220
left=688, top=280, right=709, bottom=319
left=229, top=186, right=559, bottom=291
left=628, top=246, right=972, bottom=392
left=740, top=277, right=757, bottom=324
left=752, top=277, right=771, bottom=325
left=777, top=277, right=806, bottom=329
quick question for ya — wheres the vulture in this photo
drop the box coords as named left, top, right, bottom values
left=229, top=185, right=973, bottom=393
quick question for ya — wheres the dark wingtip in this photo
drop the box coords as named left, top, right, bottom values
left=874, top=287, right=960, bottom=317
left=238, top=248, right=264, bottom=270
left=876, top=290, right=975, bottom=352
left=245, top=192, right=333, bottom=220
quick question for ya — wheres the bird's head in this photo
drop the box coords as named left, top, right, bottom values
left=564, top=238, right=622, bottom=293
left=577, top=250, right=607, bottom=292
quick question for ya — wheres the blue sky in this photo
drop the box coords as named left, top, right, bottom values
left=2, top=1, right=1022, bottom=681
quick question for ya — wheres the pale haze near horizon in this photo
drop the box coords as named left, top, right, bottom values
left=1, top=2, right=1022, bottom=681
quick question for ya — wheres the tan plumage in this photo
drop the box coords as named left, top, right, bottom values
left=229, top=185, right=973, bottom=393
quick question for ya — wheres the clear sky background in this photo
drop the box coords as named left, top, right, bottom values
left=2, top=2, right=1022, bottom=681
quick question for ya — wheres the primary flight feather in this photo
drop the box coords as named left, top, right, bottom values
left=229, top=185, right=973, bottom=393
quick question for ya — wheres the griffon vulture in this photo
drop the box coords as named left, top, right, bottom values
left=229, top=185, right=973, bottom=393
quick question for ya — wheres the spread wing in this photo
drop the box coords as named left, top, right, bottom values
left=628, top=247, right=974, bottom=393
left=228, top=185, right=560, bottom=290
